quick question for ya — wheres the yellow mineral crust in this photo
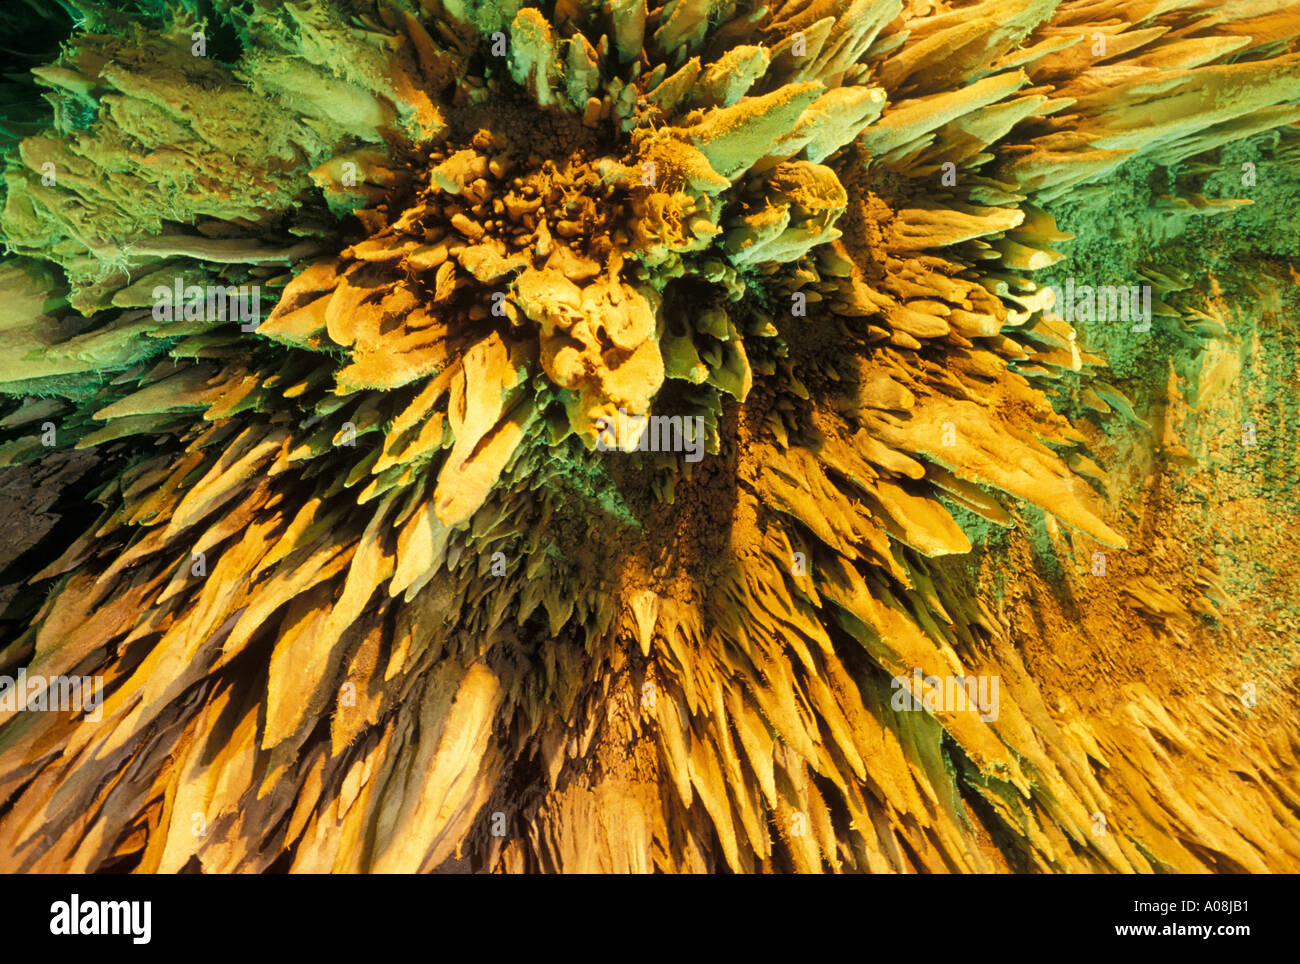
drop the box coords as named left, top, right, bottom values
left=0, top=0, right=1298, bottom=878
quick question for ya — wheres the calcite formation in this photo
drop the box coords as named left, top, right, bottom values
left=0, top=0, right=1297, bottom=873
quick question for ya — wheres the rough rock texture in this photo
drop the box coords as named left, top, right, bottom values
left=0, top=0, right=1297, bottom=873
